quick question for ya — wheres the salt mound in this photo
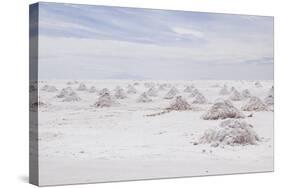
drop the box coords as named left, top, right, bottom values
left=98, top=88, right=110, bottom=96
left=94, top=92, right=116, bottom=108
left=184, top=86, right=192, bottom=93
left=89, top=86, right=97, bottom=93
left=219, top=84, right=229, bottom=95
left=66, top=81, right=75, bottom=85
left=164, top=87, right=178, bottom=99
left=267, top=86, right=274, bottom=96
left=229, top=89, right=242, bottom=101
left=264, top=86, right=274, bottom=106
left=166, top=96, right=191, bottom=111
left=137, top=92, right=152, bottom=103
left=241, top=89, right=251, bottom=98
left=202, top=99, right=245, bottom=120
left=77, top=83, right=87, bottom=91
left=211, top=83, right=220, bottom=88
left=242, top=96, right=268, bottom=111
left=158, top=84, right=168, bottom=91
left=56, top=87, right=73, bottom=98
left=198, top=119, right=260, bottom=146
left=144, top=82, right=155, bottom=88
left=133, top=82, right=139, bottom=86
left=189, top=88, right=199, bottom=97
left=41, top=85, right=58, bottom=92
left=255, top=81, right=262, bottom=88
left=147, top=86, right=158, bottom=97
left=62, top=92, right=81, bottom=102
left=127, top=85, right=137, bottom=94
left=114, top=87, right=127, bottom=99
left=192, top=92, right=207, bottom=104
left=264, top=94, right=274, bottom=106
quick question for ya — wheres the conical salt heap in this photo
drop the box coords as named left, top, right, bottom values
left=264, top=86, right=274, bottom=106
left=189, top=88, right=200, bottom=97
left=94, top=92, right=115, bottom=108
left=158, top=84, right=167, bottom=91
left=202, top=99, right=245, bottom=120
left=164, top=87, right=178, bottom=99
left=89, top=86, right=97, bottom=93
left=62, top=91, right=81, bottom=102
left=166, top=96, right=191, bottom=111
left=66, top=81, right=75, bottom=85
left=137, top=92, right=152, bottom=103
left=184, top=86, right=192, bottom=93
left=114, top=87, right=127, bottom=99
left=211, top=83, right=220, bottom=88
left=229, top=88, right=242, bottom=101
left=255, top=81, right=262, bottom=88
left=56, top=87, right=74, bottom=98
left=198, top=119, right=260, bottom=147
left=77, top=83, right=87, bottom=91
left=192, top=92, right=207, bottom=104
left=41, top=85, right=58, bottom=92
left=147, top=86, right=158, bottom=97
left=242, top=96, right=268, bottom=111
left=127, top=84, right=137, bottom=94
left=133, top=82, right=139, bottom=86
left=219, top=84, right=229, bottom=95
left=98, top=88, right=110, bottom=96
left=241, top=89, right=251, bottom=98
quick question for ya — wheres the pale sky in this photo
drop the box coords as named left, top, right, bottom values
left=35, top=2, right=274, bottom=80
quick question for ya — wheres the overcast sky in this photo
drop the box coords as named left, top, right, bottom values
left=37, top=2, right=274, bottom=80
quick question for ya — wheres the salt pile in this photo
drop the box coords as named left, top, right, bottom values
left=77, top=83, right=87, bottom=91
left=89, top=86, right=97, bottom=93
left=255, top=81, right=262, bottom=88
left=62, top=92, right=81, bottom=102
left=127, top=85, right=137, bottom=94
left=184, top=86, right=192, bottom=93
left=192, top=92, right=207, bottom=104
left=56, top=87, right=74, bottom=98
left=241, top=96, right=268, bottom=111
left=164, top=87, right=178, bottom=99
left=166, top=96, right=191, bottom=111
left=268, top=86, right=274, bottom=96
left=144, top=82, right=155, bottom=88
left=147, top=86, right=158, bottom=97
left=114, top=87, right=127, bottom=99
left=158, top=84, right=167, bottom=91
left=137, top=92, right=152, bottom=103
left=98, top=88, right=110, bottom=96
left=189, top=88, right=199, bottom=97
left=41, top=85, right=58, bottom=92
left=219, top=84, right=229, bottom=95
left=264, top=95, right=274, bottom=106
left=198, top=119, right=260, bottom=147
left=229, top=88, right=242, bottom=101
left=264, top=86, right=274, bottom=106
left=66, top=81, right=75, bottom=85
left=94, top=92, right=116, bottom=108
left=241, top=89, right=251, bottom=98
left=202, top=99, right=245, bottom=120
left=211, top=83, right=220, bottom=88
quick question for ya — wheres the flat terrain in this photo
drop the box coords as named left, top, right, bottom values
left=33, top=80, right=273, bottom=186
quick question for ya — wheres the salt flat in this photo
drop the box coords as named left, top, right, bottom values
left=33, top=80, right=273, bottom=186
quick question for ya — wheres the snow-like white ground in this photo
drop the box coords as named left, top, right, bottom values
left=34, top=80, right=273, bottom=186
